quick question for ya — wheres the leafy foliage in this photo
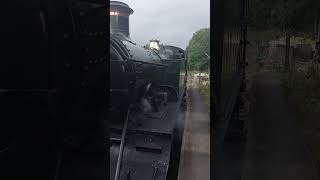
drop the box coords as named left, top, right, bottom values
left=280, top=62, right=320, bottom=165
left=281, top=63, right=320, bottom=113
left=186, top=28, right=210, bottom=71
left=199, top=81, right=210, bottom=110
left=250, top=0, right=320, bottom=36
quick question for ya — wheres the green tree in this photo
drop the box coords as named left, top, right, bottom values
left=250, top=0, right=320, bottom=34
left=250, top=0, right=320, bottom=70
left=186, top=28, right=210, bottom=71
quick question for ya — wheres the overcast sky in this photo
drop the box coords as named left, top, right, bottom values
left=117, top=0, right=210, bottom=49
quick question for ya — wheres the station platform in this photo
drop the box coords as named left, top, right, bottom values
left=178, top=81, right=210, bottom=180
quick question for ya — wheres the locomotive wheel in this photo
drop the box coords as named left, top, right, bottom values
left=180, top=87, right=188, bottom=110
left=158, top=85, right=178, bottom=102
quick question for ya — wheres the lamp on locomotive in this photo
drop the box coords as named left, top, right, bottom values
left=150, top=39, right=161, bottom=51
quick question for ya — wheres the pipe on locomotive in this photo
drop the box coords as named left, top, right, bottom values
left=110, top=1, right=134, bottom=38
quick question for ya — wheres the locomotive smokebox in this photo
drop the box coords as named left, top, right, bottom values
left=110, top=1, right=133, bottom=38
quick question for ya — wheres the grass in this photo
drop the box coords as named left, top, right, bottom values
left=281, top=64, right=320, bottom=114
left=199, top=80, right=210, bottom=110
left=280, top=63, right=320, bottom=166
left=245, top=29, right=320, bottom=166
left=187, top=70, right=210, bottom=110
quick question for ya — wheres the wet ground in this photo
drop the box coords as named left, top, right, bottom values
left=178, top=80, right=210, bottom=180
left=242, top=71, right=319, bottom=180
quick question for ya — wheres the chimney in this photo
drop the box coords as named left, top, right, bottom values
left=110, top=1, right=134, bottom=38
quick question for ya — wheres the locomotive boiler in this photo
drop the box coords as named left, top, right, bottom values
left=109, top=1, right=187, bottom=180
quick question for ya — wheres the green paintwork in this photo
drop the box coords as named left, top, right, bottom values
left=161, top=58, right=187, bottom=100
